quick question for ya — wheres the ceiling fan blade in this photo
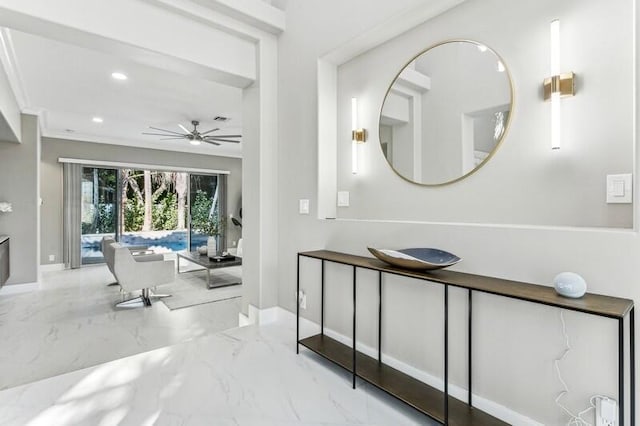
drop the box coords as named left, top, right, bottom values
left=204, top=138, right=241, bottom=144
left=149, top=126, right=185, bottom=136
left=205, top=134, right=241, bottom=138
left=178, top=124, right=191, bottom=134
left=143, top=132, right=186, bottom=137
left=202, top=140, right=221, bottom=146
left=199, top=128, right=220, bottom=136
left=160, top=137, right=187, bottom=140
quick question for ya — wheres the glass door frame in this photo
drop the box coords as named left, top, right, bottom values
left=78, top=165, right=228, bottom=263
left=187, top=173, right=227, bottom=254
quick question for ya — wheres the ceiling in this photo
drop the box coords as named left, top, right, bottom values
left=6, top=29, right=244, bottom=157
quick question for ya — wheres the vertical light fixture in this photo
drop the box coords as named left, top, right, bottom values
left=550, top=20, right=561, bottom=150
left=351, top=97, right=367, bottom=174
left=544, top=19, right=575, bottom=150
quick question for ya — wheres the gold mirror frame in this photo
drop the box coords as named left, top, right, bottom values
left=378, top=40, right=515, bottom=187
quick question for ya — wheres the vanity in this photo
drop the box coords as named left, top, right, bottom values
left=0, top=235, right=9, bottom=287
left=296, top=250, right=635, bottom=426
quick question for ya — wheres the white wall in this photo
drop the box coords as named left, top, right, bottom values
left=277, top=0, right=638, bottom=424
left=337, top=0, right=634, bottom=228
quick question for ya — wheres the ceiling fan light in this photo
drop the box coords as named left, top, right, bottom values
left=190, top=140, right=201, bottom=146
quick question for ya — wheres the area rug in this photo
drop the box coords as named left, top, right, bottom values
left=158, top=266, right=242, bottom=310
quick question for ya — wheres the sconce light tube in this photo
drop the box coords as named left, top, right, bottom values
left=551, top=92, right=561, bottom=150
left=550, top=19, right=560, bottom=75
left=550, top=19, right=561, bottom=150
left=350, top=97, right=368, bottom=174
left=351, top=97, right=358, bottom=174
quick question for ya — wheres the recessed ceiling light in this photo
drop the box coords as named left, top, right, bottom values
left=111, top=72, right=128, bottom=81
left=92, top=117, right=104, bottom=123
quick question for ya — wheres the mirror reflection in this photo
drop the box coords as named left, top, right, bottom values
left=379, top=40, right=513, bottom=185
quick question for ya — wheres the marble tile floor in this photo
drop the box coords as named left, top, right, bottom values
left=0, top=264, right=241, bottom=391
left=0, top=320, right=436, bottom=425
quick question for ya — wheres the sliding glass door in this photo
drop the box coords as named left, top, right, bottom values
left=77, top=167, right=226, bottom=264
left=80, top=167, right=117, bottom=264
left=118, top=170, right=189, bottom=253
left=188, top=174, right=224, bottom=252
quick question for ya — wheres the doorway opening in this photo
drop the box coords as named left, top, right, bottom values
left=80, top=167, right=226, bottom=265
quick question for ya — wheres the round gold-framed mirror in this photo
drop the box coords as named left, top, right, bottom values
left=379, top=40, right=514, bottom=186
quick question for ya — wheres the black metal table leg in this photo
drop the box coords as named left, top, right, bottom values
left=631, top=307, right=636, bottom=426
left=296, top=254, right=300, bottom=354
left=321, top=260, right=325, bottom=335
left=468, top=289, right=473, bottom=407
left=444, top=285, right=449, bottom=425
left=378, top=271, right=382, bottom=363
left=620, top=317, right=624, bottom=426
left=353, top=266, right=357, bottom=389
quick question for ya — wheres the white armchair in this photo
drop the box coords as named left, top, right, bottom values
left=112, top=245, right=175, bottom=307
left=101, top=236, right=163, bottom=286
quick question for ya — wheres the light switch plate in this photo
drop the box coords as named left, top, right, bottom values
left=606, top=174, right=632, bottom=204
left=337, top=191, right=350, bottom=207
left=299, top=199, right=310, bottom=214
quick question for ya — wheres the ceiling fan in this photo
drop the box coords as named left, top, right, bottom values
left=143, top=120, right=241, bottom=146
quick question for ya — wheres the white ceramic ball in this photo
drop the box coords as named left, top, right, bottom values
left=553, top=272, right=587, bottom=298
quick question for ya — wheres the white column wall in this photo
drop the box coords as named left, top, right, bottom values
left=276, top=0, right=640, bottom=424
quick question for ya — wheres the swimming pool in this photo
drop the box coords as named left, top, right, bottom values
left=81, top=230, right=210, bottom=262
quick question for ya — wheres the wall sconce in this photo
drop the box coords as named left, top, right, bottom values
left=543, top=19, right=575, bottom=150
left=351, top=97, right=367, bottom=174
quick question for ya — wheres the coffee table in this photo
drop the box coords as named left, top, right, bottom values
left=177, top=251, right=242, bottom=289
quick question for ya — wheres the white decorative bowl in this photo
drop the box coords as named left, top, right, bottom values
left=368, top=247, right=461, bottom=271
left=553, top=272, right=587, bottom=298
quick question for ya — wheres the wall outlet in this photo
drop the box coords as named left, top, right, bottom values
left=232, top=241, right=236, bottom=247
left=595, top=397, right=617, bottom=426
left=48, top=254, right=55, bottom=262
left=296, top=290, right=307, bottom=310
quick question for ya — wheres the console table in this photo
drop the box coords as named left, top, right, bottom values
left=296, top=250, right=635, bottom=425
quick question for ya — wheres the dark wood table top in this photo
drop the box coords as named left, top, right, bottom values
left=299, top=250, right=634, bottom=319
left=178, top=251, right=242, bottom=269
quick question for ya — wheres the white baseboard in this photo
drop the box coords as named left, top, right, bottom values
left=239, top=312, right=251, bottom=327
left=40, top=263, right=65, bottom=272
left=273, top=307, right=541, bottom=426
left=0, top=281, right=39, bottom=295
left=239, top=304, right=282, bottom=327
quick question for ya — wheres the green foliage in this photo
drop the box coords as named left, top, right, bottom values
left=153, top=192, right=178, bottom=230
left=124, top=197, right=144, bottom=232
left=96, top=196, right=114, bottom=233
left=81, top=221, right=93, bottom=235
left=191, top=190, right=222, bottom=235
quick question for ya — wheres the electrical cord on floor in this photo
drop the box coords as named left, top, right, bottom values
left=554, top=310, right=606, bottom=426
